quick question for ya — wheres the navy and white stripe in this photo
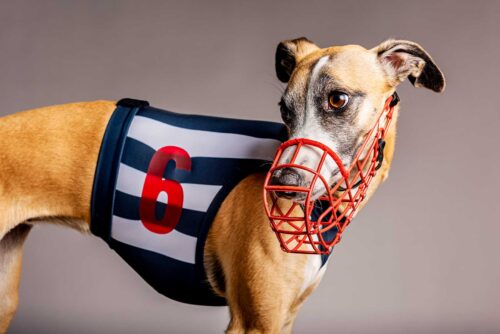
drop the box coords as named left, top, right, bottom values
left=91, top=101, right=287, bottom=305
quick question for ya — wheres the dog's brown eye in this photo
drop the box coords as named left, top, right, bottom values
left=328, top=92, right=349, bottom=110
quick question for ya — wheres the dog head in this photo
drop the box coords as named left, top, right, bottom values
left=271, top=38, right=445, bottom=201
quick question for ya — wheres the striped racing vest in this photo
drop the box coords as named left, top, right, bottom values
left=90, top=99, right=287, bottom=306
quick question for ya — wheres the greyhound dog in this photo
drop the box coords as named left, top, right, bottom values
left=0, top=38, right=444, bottom=333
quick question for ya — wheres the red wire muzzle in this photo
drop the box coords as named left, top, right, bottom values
left=263, top=94, right=397, bottom=254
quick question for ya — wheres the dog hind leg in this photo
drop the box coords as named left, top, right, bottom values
left=0, top=224, right=31, bottom=333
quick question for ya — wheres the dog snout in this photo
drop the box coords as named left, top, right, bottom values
left=270, top=167, right=304, bottom=199
left=271, top=167, right=302, bottom=186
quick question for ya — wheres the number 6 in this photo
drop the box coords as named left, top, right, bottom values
left=140, top=146, right=191, bottom=234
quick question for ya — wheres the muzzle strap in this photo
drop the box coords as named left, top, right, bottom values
left=375, top=92, right=398, bottom=171
left=389, top=91, right=400, bottom=107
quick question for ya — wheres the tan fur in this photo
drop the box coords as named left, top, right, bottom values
left=0, top=100, right=115, bottom=238
left=0, top=101, right=114, bottom=334
left=0, top=39, right=443, bottom=333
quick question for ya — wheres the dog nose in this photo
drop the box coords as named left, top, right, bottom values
left=270, top=167, right=303, bottom=198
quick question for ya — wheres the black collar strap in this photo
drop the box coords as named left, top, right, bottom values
left=390, top=91, right=400, bottom=107
left=375, top=91, right=400, bottom=171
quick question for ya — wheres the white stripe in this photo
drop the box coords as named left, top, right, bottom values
left=111, top=216, right=197, bottom=264
left=115, top=164, right=222, bottom=212
left=127, top=115, right=281, bottom=160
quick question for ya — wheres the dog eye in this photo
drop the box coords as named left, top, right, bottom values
left=328, top=92, right=349, bottom=111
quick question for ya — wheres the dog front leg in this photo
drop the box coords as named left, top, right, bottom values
left=224, top=268, right=291, bottom=334
left=206, top=174, right=313, bottom=334
left=223, top=251, right=319, bottom=334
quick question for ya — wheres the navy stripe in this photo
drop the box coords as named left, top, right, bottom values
left=109, top=238, right=226, bottom=306
left=113, top=190, right=203, bottom=237
left=90, top=105, right=141, bottom=239
left=138, top=107, right=288, bottom=140
left=121, top=137, right=274, bottom=185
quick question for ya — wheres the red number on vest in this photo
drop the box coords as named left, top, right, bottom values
left=140, top=146, right=192, bottom=234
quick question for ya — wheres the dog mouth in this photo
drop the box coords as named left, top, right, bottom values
left=274, top=169, right=342, bottom=203
left=274, top=190, right=307, bottom=202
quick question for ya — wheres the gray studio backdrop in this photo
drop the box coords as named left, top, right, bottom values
left=1, top=1, right=499, bottom=333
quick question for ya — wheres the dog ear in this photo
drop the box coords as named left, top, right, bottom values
left=275, top=37, right=320, bottom=83
left=372, top=39, right=445, bottom=93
